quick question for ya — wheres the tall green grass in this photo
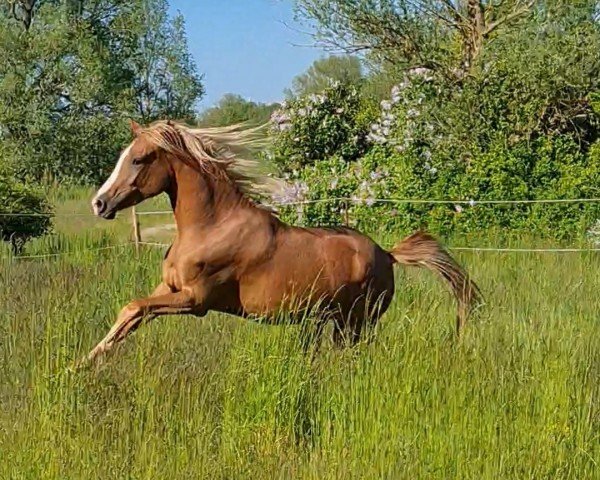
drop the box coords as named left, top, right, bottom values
left=0, top=230, right=598, bottom=479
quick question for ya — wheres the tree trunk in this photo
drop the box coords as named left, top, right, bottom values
left=461, top=0, right=486, bottom=74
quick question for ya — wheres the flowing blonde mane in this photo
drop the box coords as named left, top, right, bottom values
left=140, top=120, right=284, bottom=202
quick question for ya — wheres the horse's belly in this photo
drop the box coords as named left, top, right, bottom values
left=237, top=266, right=330, bottom=316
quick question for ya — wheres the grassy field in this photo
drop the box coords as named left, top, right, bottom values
left=0, top=194, right=599, bottom=479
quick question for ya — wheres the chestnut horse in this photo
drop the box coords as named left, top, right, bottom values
left=84, top=120, right=480, bottom=364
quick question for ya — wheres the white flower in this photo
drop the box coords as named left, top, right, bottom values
left=380, top=100, right=392, bottom=111
left=407, top=108, right=420, bottom=118
left=409, top=67, right=434, bottom=81
left=454, top=204, right=463, bottom=213
left=273, top=181, right=309, bottom=205
left=469, top=199, right=476, bottom=207
left=336, top=107, right=344, bottom=114
left=587, top=219, right=600, bottom=246
left=330, top=178, right=338, bottom=189
left=367, top=133, right=387, bottom=144
left=298, top=108, right=307, bottom=117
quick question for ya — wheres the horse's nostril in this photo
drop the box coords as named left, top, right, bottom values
left=93, top=197, right=106, bottom=215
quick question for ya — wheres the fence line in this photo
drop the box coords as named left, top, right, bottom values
left=3, top=196, right=600, bottom=217
left=2, top=240, right=599, bottom=260
left=2, top=196, right=600, bottom=258
left=138, top=240, right=600, bottom=254
left=109, top=196, right=600, bottom=216
left=451, top=247, right=600, bottom=253
left=0, top=243, right=129, bottom=261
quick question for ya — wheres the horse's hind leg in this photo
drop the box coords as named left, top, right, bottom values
left=333, top=291, right=390, bottom=348
left=299, top=316, right=327, bottom=358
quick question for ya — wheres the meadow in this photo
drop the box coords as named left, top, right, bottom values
left=0, top=191, right=598, bottom=479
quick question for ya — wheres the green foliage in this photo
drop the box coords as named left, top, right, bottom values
left=0, top=169, right=52, bottom=252
left=271, top=83, right=373, bottom=172
left=0, top=0, right=204, bottom=185
left=275, top=1, right=600, bottom=240
left=282, top=136, right=600, bottom=240
left=294, top=0, right=543, bottom=78
left=197, top=94, right=279, bottom=127
left=284, top=55, right=363, bottom=99
left=129, top=0, right=204, bottom=123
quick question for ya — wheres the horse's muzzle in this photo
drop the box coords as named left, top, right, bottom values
left=92, top=195, right=116, bottom=219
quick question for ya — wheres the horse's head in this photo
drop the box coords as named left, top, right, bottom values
left=92, top=120, right=173, bottom=219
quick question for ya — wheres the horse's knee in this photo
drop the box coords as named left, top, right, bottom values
left=118, top=301, right=143, bottom=321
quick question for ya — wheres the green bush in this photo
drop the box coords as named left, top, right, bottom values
left=277, top=136, right=600, bottom=241
left=0, top=172, right=53, bottom=253
left=270, top=57, right=600, bottom=241
left=271, top=82, right=372, bottom=172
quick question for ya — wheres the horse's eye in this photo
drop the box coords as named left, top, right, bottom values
left=132, top=158, right=142, bottom=166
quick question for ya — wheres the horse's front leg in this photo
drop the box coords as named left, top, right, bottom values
left=83, top=283, right=201, bottom=365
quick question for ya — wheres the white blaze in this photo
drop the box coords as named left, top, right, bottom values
left=92, top=143, right=133, bottom=215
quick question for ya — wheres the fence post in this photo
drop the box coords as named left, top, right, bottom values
left=131, top=206, right=141, bottom=254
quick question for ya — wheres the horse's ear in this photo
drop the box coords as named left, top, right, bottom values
left=130, top=119, right=142, bottom=136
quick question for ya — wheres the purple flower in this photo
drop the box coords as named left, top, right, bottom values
left=273, top=181, right=309, bottom=205
left=270, top=109, right=291, bottom=131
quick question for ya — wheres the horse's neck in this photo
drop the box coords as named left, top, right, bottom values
left=168, top=162, right=252, bottom=233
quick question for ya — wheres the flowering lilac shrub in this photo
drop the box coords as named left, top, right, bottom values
left=272, top=71, right=600, bottom=239
left=270, top=83, right=371, bottom=172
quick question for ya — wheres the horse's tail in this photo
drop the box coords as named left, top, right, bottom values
left=389, top=231, right=482, bottom=335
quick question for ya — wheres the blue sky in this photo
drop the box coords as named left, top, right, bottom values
left=168, top=0, right=327, bottom=109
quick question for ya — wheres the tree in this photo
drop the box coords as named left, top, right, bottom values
left=294, top=0, right=540, bottom=79
left=284, top=55, right=363, bottom=98
left=197, top=94, right=279, bottom=127
left=128, top=0, right=204, bottom=122
left=0, top=0, right=204, bottom=184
